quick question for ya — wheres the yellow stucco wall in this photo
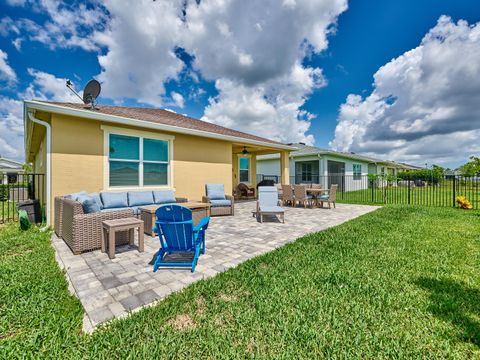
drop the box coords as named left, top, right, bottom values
left=47, top=113, right=233, bottom=221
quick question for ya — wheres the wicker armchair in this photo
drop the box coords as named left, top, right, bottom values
left=60, top=198, right=133, bottom=254
left=237, top=183, right=255, bottom=199
left=202, top=194, right=235, bottom=216
left=203, top=184, right=235, bottom=216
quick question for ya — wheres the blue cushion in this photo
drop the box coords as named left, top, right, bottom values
left=258, top=186, right=279, bottom=207
left=259, top=205, right=284, bottom=213
left=128, top=191, right=154, bottom=207
left=318, top=195, right=329, bottom=200
left=65, top=191, right=88, bottom=201
left=153, top=190, right=176, bottom=204
left=100, top=207, right=133, bottom=214
left=100, top=192, right=128, bottom=209
left=77, top=194, right=101, bottom=214
left=206, top=184, right=226, bottom=200
left=88, top=192, right=103, bottom=210
left=210, top=199, right=231, bottom=207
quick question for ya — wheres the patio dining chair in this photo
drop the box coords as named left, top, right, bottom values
left=153, top=205, right=210, bottom=272
left=293, top=185, right=313, bottom=208
left=318, top=184, right=338, bottom=209
left=256, top=186, right=285, bottom=223
left=281, top=184, right=294, bottom=206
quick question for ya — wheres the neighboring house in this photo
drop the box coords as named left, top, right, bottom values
left=24, top=100, right=294, bottom=225
left=0, top=156, right=24, bottom=184
left=257, top=143, right=418, bottom=191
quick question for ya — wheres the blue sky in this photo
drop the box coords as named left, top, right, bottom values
left=0, top=0, right=479, bottom=168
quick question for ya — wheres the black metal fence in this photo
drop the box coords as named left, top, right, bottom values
left=0, top=173, right=46, bottom=223
left=257, top=174, right=479, bottom=209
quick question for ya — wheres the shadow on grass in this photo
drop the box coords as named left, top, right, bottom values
left=415, top=277, right=480, bottom=347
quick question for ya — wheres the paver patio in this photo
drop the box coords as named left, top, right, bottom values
left=52, top=201, right=379, bottom=331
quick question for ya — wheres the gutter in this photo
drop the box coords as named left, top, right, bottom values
left=27, top=111, right=51, bottom=226
left=24, top=100, right=296, bottom=152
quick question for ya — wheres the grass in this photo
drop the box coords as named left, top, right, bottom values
left=1, top=206, right=480, bottom=358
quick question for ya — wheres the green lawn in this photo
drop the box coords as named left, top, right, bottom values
left=337, top=183, right=479, bottom=209
left=1, top=206, right=480, bottom=358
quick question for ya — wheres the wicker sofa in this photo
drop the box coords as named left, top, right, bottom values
left=202, top=184, right=234, bottom=216
left=55, top=190, right=187, bottom=254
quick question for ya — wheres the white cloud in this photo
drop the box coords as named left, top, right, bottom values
left=23, top=69, right=80, bottom=102
left=5, top=0, right=26, bottom=5
left=1, top=0, right=347, bottom=148
left=0, top=69, right=81, bottom=161
left=170, top=91, right=185, bottom=108
left=1, top=1, right=108, bottom=52
left=96, top=0, right=184, bottom=106
left=183, top=0, right=346, bottom=143
left=0, top=97, right=23, bottom=160
left=331, top=16, right=480, bottom=167
left=202, top=63, right=325, bottom=144
left=0, top=49, right=16, bottom=83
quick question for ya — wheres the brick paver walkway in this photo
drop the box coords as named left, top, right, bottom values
left=52, top=202, right=379, bottom=331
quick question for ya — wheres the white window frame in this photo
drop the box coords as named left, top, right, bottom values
left=238, top=154, right=251, bottom=185
left=353, top=163, right=362, bottom=180
left=101, top=125, right=174, bottom=190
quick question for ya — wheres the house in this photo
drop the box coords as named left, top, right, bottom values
left=24, top=100, right=294, bottom=225
left=0, top=156, right=24, bottom=184
left=256, top=143, right=418, bottom=191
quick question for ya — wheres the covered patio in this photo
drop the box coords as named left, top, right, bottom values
left=52, top=201, right=379, bottom=332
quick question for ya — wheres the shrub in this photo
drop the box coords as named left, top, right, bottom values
left=456, top=196, right=473, bottom=209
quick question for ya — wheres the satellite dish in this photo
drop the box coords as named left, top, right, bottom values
left=66, top=79, right=101, bottom=110
left=82, top=79, right=101, bottom=109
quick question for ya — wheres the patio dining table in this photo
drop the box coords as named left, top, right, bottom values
left=306, top=188, right=330, bottom=207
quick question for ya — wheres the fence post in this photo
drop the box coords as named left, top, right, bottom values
left=371, top=178, right=374, bottom=203
left=408, top=178, right=411, bottom=205
left=341, top=175, right=344, bottom=200
left=452, top=175, right=456, bottom=208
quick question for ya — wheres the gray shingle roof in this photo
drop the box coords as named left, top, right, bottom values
left=258, top=143, right=418, bottom=169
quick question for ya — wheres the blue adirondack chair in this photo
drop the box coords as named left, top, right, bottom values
left=153, top=204, right=210, bottom=272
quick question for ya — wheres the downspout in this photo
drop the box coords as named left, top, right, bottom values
left=27, top=111, right=51, bottom=226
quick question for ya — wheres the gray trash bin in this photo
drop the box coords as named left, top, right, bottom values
left=17, top=200, right=41, bottom=224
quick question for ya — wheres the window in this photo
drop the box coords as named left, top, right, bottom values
left=108, top=134, right=169, bottom=187
left=301, top=163, right=313, bottom=182
left=239, top=157, right=250, bottom=183
left=353, top=163, right=362, bottom=180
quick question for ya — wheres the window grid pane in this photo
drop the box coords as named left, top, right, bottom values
left=144, top=163, right=168, bottom=186
left=239, top=157, right=249, bottom=170
left=109, top=161, right=139, bottom=186
left=109, top=134, right=139, bottom=160
left=353, top=164, right=361, bottom=180
left=239, top=169, right=249, bottom=182
left=144, top=138, right=168, bottom=162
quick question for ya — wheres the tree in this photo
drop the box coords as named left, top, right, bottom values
left=22, top=163, right=33, bottom=173
left=459, top=156, right=480, bottom=176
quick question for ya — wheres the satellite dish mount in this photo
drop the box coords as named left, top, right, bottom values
left=66, top=79, right=101, bottom=110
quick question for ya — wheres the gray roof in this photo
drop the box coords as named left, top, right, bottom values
left=0, top=156, right=23, bottom=172
left=258, top=143, right=418, bottom=169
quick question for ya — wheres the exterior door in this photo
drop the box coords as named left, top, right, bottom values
left=327, top=160, right=345, bottom=191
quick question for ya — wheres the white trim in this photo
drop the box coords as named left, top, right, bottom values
left=27, top=112, right=51, bottom=225
left=25, top=100, right=295, bottom=151
left=237, top=154, right=252, bottom=185
left=101, top=125, right=174, bottom=191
